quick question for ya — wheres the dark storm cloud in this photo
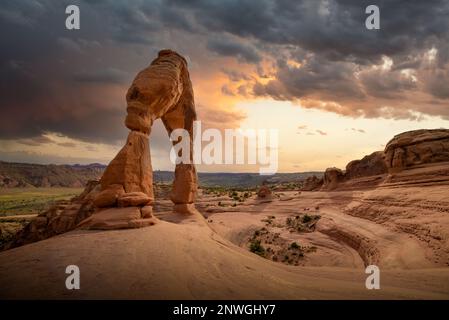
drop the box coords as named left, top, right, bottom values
left=169, top=0, right=449, bottom=118
left=0, top=0, right=150, bottom=144
left=424, top=68, right=449, bottom=99
left=254, top=55, right=365, bottom=101
left=2, top=0, right=449, bottom=150
left=207, top=36, right=261, bottom=63
left=358, top=66, right=417, bottom=99
left=0, top=47, right=129, bottom=143
left=72, top=68, right=130, bottom=84
left=172, top=0, right=449, bottom=63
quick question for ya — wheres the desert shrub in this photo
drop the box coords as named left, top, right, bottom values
left=286, top=214, right=321, bottom=233
left=290, top=242, right=300, bottom=250
left=262, top=216, right=274, bottom=225
left=302, top=214, right=312, bottom=223
left=229, top=190, right=238, bottom=198
left=0, top=222, right=26, bottom=247
left=249, top=239, right=265, bottom=256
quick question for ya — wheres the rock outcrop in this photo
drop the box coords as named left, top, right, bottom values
left=78, top=207, right=156, bottom=230
left=321, top=167, right=345, bottom=191
left=316, top=129, right=449, bottom=190
left=345, top=151, right=387, bottom=179
left=384, top=129, right=449, bottom=173
left=257, top=185, right=272, bottom=198
left=301, top=175, right=323, bottom=191
left=87, top=49, right=198, bottom=229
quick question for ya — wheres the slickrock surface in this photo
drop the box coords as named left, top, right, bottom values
left=1, top=193, right=449, bottom=299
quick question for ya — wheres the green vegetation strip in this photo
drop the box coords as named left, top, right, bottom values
left=0, top=187, right=83, bottom=216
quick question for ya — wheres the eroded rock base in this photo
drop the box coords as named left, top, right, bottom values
left=79, top=207, right=157, bottom=230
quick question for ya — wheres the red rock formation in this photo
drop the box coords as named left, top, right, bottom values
left=345, top=151, right=387, bottom=179
left=321, top=167, right=345, bottom=191
left=93, top=184, right=125, bottom=207
left=91, top=50, right=198, bottom=229
left=301, top=175, right=323, bottom=191
left=384, top=129, right=449, bottom=173
left=257, top=185, right=272, bottom=198
left=100, top=131, right=153, bottom=198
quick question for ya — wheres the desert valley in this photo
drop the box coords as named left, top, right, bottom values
left=1, top=128, right=449, bottom=299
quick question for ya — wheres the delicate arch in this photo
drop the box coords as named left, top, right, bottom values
left=97, top=50, right=198, bottom=214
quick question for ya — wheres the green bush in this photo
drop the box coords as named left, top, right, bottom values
left=290, top=242, right=300, bottom=250
left=229, top=190, right=238, bottom=198
left=302, top=214, right=312, bottom=223
left=249, top=239, right=265, bottom=256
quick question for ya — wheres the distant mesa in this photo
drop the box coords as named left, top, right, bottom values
left=0, top=161, right=105, bottom=188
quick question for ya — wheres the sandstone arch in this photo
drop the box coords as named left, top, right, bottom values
left=94, top=50, right=198, bottom=219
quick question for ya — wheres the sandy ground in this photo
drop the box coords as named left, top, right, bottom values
left=1, top=185, right=449, bottom=299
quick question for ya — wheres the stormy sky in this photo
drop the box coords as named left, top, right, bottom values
left=1, top=0, right=449, bottom=171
